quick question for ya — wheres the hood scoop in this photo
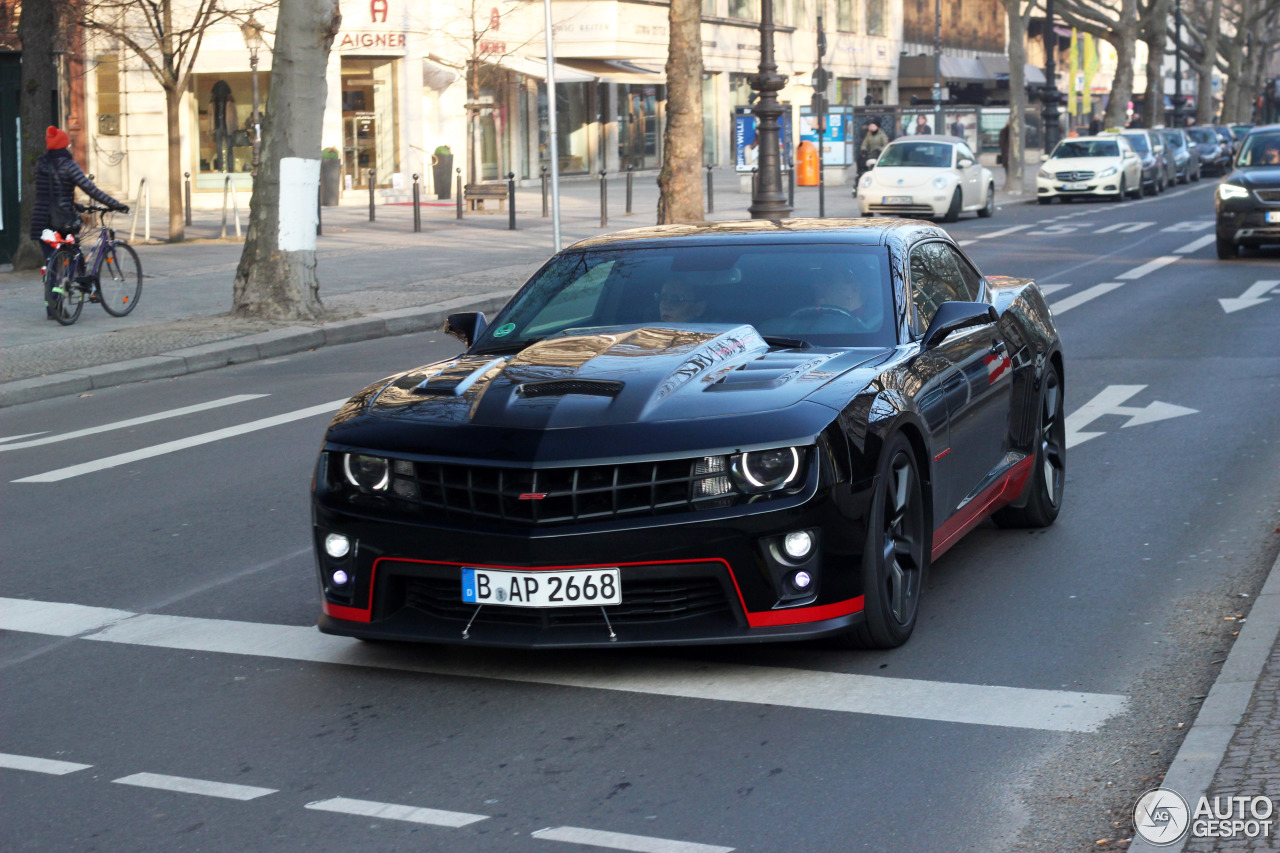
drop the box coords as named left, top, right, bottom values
left=708, top=353, right=838, bottom=391
left=517, top=379, right=624, bottom=399
left=413, top=357, right=506, bottom=396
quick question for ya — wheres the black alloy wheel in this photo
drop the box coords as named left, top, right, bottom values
left=843, top=434, right=928, bottom=649
left=995, top=364, right=1065, bottom=528
left=942, top=188, right=962, bottom=222
left=978, top=183, right=995, bottom=217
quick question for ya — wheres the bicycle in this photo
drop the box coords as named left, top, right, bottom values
left=43, top=204, right=142, bottom=326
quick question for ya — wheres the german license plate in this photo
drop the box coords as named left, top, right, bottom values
left=461, top=568, right=621, bottom=607
left=882, top=195, right=911, bottom=204
left=1062, top=182, right=1089, bottom=191
left=1266, top=211, right=1280, bottom=223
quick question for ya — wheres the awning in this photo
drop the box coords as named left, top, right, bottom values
left=557, top=59, right=667, bottom=85
left=422, top=57, right=458, bottom=91
left=978, top=57, right=1047, bottom=86
left=491, top=55, right=596, bottom=83
left=897, top=54, right=995, bottom=88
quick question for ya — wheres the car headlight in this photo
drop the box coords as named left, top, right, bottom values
left=859, top=173, right=873, bottom=189
left=1218, top=183, right=1250, bottom=200
left=731, top=447, right=803, bottom=494
left=1037, top=167, right=1052, bottom=180
left=931, top=176, right=949, bottom=190
left=1098, top=166, right=1118, bottom=178
left=343, top=453, right=390, bottom=491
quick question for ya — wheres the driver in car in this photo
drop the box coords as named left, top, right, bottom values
left=813, top=274, right=879, bottom=331
left=657, top=279, right=708, bottom=324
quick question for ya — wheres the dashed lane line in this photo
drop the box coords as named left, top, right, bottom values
left=305, top=797, right=488, bottom=827
left=0, top=597, right=1127, bottom=733
left=532, top=826, right=735, bottom=853
left=112, top=772, right=277, bottom=801
left=11, top=399, right=345, bottom=483
left=0, top=752, right=92, bottom=775
left=1048, top=282, right=1125, bottom=315
left=1116, top=254, right=1181, bottom=280
left=1174, top=234, right=1216, bottom=254
left=0, top=395, right=270, bottom=452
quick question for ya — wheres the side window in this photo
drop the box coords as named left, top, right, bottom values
left=944, top=245, right=984, bottom=302
left=908, top=241, right=968, bottom=331
left=956, top=142, right=976, bottom=163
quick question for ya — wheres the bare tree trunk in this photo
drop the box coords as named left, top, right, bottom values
left=1103, top=0, right=1139, bottom=128
left=1004, top=1, right=1028, bottom=192
left=1141, top=0, right=1171, bottom=128
left=1196, top=0, right=1223, bottom=123
left=657, top=0, right=704, bottom=224
left=13, top=0, right=61, bottom=269
left=165, top=87, right=185, bottom=242
left=232, top=0, right=340, bottom=320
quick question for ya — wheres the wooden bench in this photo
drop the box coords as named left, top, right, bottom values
left=464, top=183, right=508, bottom=211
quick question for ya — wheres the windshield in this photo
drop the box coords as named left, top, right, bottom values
left=472, top=244, right=899, bottom=352
left=1051, top=140, right=1120, bottom=158
left=1186, top=128, right=1219, bottom=144
left=1237, top=132, right=1280, bottom=167
left=1161, top=131, right=1185, bottom=149
left=1121, top=133, right=1149, bottom=154
left=876, top=141, right=953, bottom=168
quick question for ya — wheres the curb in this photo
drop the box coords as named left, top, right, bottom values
left=1127, top=549, right=1280, bottom=853
left=0, top=290, right=514, bottom=409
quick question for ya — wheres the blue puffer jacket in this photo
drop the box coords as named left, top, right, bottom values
left=29, top=149, right=125, bottom=240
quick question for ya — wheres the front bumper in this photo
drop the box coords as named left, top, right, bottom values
left=856, top=188, right=950, bottom=218
left=313, top=475, right=876, bottom=649
left=1036, top=176, right=1122, bottom=199
left=1217, top=208, right=1280, bottom=246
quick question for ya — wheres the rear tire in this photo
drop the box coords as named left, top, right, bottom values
left=45, top=249, right=83, bottom=326
left=994, top=364, right=1065, bottom=529
left=99, top=242, right=142, bottom=317
left=1132, top=175, right=1145, bottom=199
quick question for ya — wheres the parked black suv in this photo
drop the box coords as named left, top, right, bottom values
left=1215, top=125, right=1280, bottom=259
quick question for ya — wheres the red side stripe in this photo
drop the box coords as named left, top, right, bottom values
left=930, top=455, right=1034, bottom=561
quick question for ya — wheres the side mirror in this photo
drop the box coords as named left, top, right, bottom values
left=443, top=311, right=487, bottom=347
left=921, top=302, right=999, bottom=350
left=957, top=158, right=974, bottom=169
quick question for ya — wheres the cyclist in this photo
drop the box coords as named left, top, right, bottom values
left=32, top=126, right=128, bottom=316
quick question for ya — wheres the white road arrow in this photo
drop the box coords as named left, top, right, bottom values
left=1219, top=280, right=1280, bottom=314
left=1065, top=385, right=1199, bottom=449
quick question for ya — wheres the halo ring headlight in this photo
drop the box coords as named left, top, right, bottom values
left=343, top=453, right=390, bottom=491
left=733, top=447, right=801, bottom=493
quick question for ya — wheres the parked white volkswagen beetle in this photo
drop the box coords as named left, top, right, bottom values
left=856, top=135, right=995, bottom=222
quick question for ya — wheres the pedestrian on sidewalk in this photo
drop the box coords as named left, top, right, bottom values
left=31, top=126, right=128, bottom=265
left=998, top=121, right=1011, bottom=184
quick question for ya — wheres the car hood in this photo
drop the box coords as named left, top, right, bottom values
left=357, top=325, right=886, bottom=431
left=869, top=167, right=949, bottom=189
left=1043, top=156, right=1123, bottom=173
left=1233, top=166, right=1280, bottom=188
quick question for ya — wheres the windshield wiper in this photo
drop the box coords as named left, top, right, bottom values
left=762, top=336, right=812, bottom=350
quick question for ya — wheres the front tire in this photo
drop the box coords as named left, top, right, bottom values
left=843, top=434, right=928, bottom=649
left=45, top=249, right=84, bottom=326
left=1113, top=176, right=1127, bottom=202
left=1216, top=232, right=1238, bottom=259
left=1038, top=196, right=1053, bottom=205
left=942, top=188, right=962, bottom=222
left=99, top=242, right=142, bottom=317
left=978, top=183, right=995, bottom=217
left=994, top=364, right=1065, bottom=528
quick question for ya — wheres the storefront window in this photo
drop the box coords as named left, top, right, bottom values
left=538, top=81, right=592, bottom=174
left=341, top=57, right=400, bottom=189
left=730, top=73, right=754, bottom=106
left=618, top=84, right=663, bottom=170
left=837, top=77, right=860, bottom=105
left=191, top=72, right=269, bottom=189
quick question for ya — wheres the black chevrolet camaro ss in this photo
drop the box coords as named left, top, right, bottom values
left=312, top=219, right=1065, bottom=649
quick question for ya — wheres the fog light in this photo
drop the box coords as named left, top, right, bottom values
left=324, top=533, right=350, bottom=558
left=783, top=530, right=813, bottom=560
left=331, top=569, right=350, bottom=586
left=791, top=570, right=813, bottom=590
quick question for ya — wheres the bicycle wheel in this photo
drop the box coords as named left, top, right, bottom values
left=99, top=241, right=142, bottom=317
left=45, top=249, right=84, bottom=326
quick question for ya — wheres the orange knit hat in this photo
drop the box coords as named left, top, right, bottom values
left=46, top=126, right=70, bottom=150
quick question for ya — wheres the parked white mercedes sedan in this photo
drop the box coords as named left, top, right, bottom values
left=1036, top=135, right=1146, bottom=204
left=855, top=135, right=995, bottom=222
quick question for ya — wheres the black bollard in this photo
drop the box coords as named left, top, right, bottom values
left=706, top=164, right=714, bottom=214
left=412, top=173, right=421, bottom=232
left=507, top=172, right=516, bottom=230
left=368, top=169, right=376, bottom=221
left=541, top=165, right=549, bottom=218
left=599, top=170, right=607, bottom=227
left=625, top=165, right=634, bottom=216
left=456, top=168, right=463, bottom=220
left=316, top=184, right=322, bottom=237
left=184, top=171, right=192, bottom=226
left=787, top=155, right=795, bottom=208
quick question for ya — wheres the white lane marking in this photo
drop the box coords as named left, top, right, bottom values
left=1048, top=281, right=1124, bottom=315
left=1095, top=221, right=1154, bottom=234
left=0, top=752, right=92, bottom=775
left=1174, top=234, right=1216, bottom=254
left=305, top=797, right=488, bottom=827
left=113, top=772, right=277, bottom=801
left=1027, top=223, right=1088, bottom=236
left=0, top=395, right=270, bottom=453
left=1037, top=283, right=1071, bottom=296
left=12, top=399, right=345, bottom=483
left=0, top=432, right=49, bottom=444
left=1161, top=219, right=1214, bottom=233
left=0, top=598, right=136, bottom=636
left=1219, top=279, right=1280, bottom=313
left=532, top=826, right=734, bottom=853
left=0, top=599, right=1127, bottom=733
left=1117, top=255, right=1180, bottom=280
left=956, top=239, right=977, bottom=246
left=972, top=223, right=1034, bottom=240
left=1066, top=385, right=1199, bottom=448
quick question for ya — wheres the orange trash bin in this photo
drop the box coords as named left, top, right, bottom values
left=796, top=140, right=820, bottom=186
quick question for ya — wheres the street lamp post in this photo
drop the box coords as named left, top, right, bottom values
left=240, top=16, right=266, bottom=178
left=1171, top=0, right=1186, bottom=125
left=1041, top=0, right=1063, bottom=152
left=748, top=0, right=793, bottom=220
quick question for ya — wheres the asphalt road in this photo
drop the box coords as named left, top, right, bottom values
left=3, top=180, right=1280, bottom=853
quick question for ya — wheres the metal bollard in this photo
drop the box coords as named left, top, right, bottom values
left=316, top=184, right=323, bottom=237
left=599, top=170, right=607, bottom=227
left=787, top=157, right=795, bottom=208
left=412, top=174, right=421, bottom=233
left=184, top=172, right=192, bottom=226
left=368, top=169, right=376, bottom=221
left=752, top=167, right=759, bottom=197
left=706, top=164, right=714, bottom=214
left=507, top=172, right=517, bottom=230
left=625, top=165, right=634, bottom=216
left=456, top=168, right=463, bottom=220
left=541, top=165, right=549, bottom=218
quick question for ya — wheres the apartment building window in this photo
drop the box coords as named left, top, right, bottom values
left=837, top=77, right=860, bottom=105
left=702, top=0, right=718, bottom=14
left=785, top=0, right=811, bottom=27
left=835, top=0, right=856, bottom=32
left=728, top=0, right=760, bottom=20
left=96, top=54, right=121, bottom=136
left=866, top=0, right=887, bottom=35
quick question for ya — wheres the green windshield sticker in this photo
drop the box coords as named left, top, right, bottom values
left=493, top=323, right=516, bottom=338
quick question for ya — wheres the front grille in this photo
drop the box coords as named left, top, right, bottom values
left=403, top=575, right=734, bottom=626
left=1255, top=189, right=1280, bottom=203
left=1055, top=170, right=1096, bottom=181
left=391, top=457, right=751, bottom=526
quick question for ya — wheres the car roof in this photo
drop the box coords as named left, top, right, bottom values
left=568, top=218, right=951, bottom=252
left=885, top=134, right=962, bottom=145
left=1244, top=124, right=1280, bottom=136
